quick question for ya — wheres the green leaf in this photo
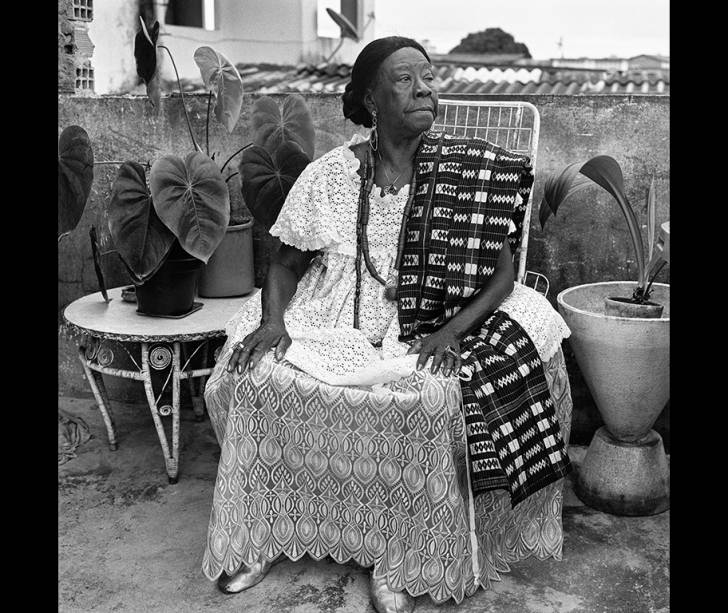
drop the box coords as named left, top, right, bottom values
left=240, top=142, right=310, bottom=229
left=579, top=155, right=645, bottom=284
left=538, top=161, right=592, bottom=228
left=108, top=162, right=175, bottom=283
left=134, top=18, right=159, bottom=83
left=252, top=94, right=315, bottom=159
left=193, top=46, right=244, bottom=133
left=150, top=152, right=230, bottom=263
left=58, top=125, right=94, bottom=236
left=646, top=176, right=656, bottom=267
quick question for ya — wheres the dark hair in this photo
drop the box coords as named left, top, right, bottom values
left=342, top=36, right=431, bottom=127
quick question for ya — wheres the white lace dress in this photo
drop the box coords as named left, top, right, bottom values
left=201, top=135, right=573, bottom=603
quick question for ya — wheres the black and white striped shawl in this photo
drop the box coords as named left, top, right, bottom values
left=397, top=131, right=571, bottom=506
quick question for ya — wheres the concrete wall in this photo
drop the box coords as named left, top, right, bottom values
left=58, top=92, right=669, bottom=447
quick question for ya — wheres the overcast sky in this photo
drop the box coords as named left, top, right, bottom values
left=369, top=0, right=669, bottom=59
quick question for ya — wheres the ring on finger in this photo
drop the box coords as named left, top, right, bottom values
left=443, top=345, right=459, bottom=357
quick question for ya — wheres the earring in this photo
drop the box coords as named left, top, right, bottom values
left=370, top=110, right=378, bottom=151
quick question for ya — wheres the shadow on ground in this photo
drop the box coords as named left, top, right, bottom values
left=58, top=396, right=669, bottom=613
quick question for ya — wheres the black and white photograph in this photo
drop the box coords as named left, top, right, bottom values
left=58, top=1, right=670, bottom=611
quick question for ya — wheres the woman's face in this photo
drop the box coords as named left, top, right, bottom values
left=366, top=47, right=438, bottom=139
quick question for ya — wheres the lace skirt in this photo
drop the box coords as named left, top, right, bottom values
left=201, top=338, right=572, bottom=604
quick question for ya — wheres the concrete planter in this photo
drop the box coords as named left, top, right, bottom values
left=198, top=219, right=255, bottom=298
left=557, top=281, right=670, bottom=515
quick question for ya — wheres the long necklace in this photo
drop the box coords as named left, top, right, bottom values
left=354, top=146, right=418, bottom=328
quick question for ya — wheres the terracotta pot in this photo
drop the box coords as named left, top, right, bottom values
left=198, top=219, right=254, bottom=298
left=557, top=281, right=670, bottom=515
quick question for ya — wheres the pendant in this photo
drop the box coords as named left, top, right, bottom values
left=385, top=183, right=397, bottom=195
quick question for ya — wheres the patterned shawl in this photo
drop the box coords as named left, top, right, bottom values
left=397, top=131, right=571, bottom=506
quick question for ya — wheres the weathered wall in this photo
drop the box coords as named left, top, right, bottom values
left=58, top=93, right=670, bottom=447
left=58, top=0, right=76, bottom=93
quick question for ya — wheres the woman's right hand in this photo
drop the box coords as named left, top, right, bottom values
left=227, top=319, right=292, bottom=374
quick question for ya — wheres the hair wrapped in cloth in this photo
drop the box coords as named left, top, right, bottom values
left=397, top=132, right=571, bottom=506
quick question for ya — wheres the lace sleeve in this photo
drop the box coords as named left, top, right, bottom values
left=269, top=154, right=343, bottom=252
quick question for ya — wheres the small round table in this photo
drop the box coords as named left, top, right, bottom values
left=63, top=287, right=252, bottom=483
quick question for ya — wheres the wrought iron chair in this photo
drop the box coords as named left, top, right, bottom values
left=433, top=98, right=549, bottom=296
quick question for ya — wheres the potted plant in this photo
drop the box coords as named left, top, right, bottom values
left=539, top=155, right=670, bottom=516
left=101, top=19, right=313, bottom=310
left=198, top=94, right=314, bottom=297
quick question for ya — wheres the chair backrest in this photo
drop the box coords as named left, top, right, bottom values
left=432, top=99, right=540, bottom=286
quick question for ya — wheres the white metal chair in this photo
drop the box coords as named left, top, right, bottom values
left=432, top=99, right=549, bottom=296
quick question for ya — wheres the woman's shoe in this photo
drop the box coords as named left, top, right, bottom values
left=217, top=559, right=273, bottom=594
left=369, top=573, right=415, bottom=613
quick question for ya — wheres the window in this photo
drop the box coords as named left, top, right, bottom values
left=72, top=0, right=93, bottom=21
left=75, top=62, right=95, bottom=92
left=340, top=0, right=358, bottom=32
left=165, top=0, right=215, bottom=30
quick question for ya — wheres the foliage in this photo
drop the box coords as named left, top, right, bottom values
left=539, top=155, right=667, bottom=303
left=193, top=46, right=244, bottom=134
left=107, top=161, right=176, bottom=283
left=58, top=126, right=94, bottom=238
left=98, top=19, right=314, bottom=284
left=449, top=28, right=531, bottom=58
left=241, top=95, right=315, bottom=230
left=241, top=141, right=311, bottom=230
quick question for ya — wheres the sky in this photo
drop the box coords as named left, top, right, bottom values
left=367, top=0, right=669, bottom=59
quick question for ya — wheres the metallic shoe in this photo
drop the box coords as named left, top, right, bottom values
left=369, top=573, right=415, bottom=613
left=217, top=559, right=273, bottom=594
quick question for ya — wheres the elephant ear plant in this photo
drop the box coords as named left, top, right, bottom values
left=58, top=125, right=110, bottom=302
left=104, top=19, right=249, bottom=314
left=240, top=94, right=314, bottom=230
left=91, top=19, right=314, bottom=313
left=539, top=155, right=668, bottom=316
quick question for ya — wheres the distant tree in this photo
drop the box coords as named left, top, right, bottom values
left=449, top=28, right=532, bottom=58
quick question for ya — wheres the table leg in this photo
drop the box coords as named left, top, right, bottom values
left=78, top=346, right=117, bottom=451
left=181, top=342, right=206, bottom=422
left=141, top=343, right=179, bottom=484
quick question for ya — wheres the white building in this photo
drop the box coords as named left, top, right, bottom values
left=88, top=0, right=376, bottom=94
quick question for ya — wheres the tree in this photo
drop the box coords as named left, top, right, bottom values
left=449, top=28, right=531, bottom=58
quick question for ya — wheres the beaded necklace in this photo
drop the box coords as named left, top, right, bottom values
left=353, top=144, right=419, bottom=329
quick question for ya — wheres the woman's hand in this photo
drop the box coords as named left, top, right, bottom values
left=406, top=328, right=462, bottom=377
left=227, top=319, right=292, bottom=374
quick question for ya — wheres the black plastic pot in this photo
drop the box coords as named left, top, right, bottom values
left=135, top=243, right=203, bottom=317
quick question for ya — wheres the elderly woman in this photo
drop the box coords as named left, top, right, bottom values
left=202, top=37, right=572, bottom=613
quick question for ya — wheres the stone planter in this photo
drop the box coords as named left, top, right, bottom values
left=198, top=219, right=254, bottom=298
left=557, top=281, right=670, bottom=515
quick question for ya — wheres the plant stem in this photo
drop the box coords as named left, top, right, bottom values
left=206, top=91, right=212, bottom=156
left=158, top=44, right=200, bottom=152
left=95, top=160, right=152, bottom=170
left=644, top=260, right=667, bottom=297
left=221, top=143, right=252, bottom=173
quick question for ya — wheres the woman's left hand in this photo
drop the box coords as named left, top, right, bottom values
left=406, top=328, right=462, bottom=376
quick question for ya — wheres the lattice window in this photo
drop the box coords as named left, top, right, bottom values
left=75, top=63, right=95, bottom=92
left=72, top=0, right=93, bottom=21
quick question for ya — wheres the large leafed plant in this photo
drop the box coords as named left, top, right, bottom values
left=84, top=18, right=315, bottom=286
left=539, top=155, right=668, bottom=304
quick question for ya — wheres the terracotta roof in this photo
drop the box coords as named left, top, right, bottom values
left=173, top=60, right=669, bottom=96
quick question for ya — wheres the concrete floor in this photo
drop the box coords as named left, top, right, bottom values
left=58, top=395, right=669, bottom=613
